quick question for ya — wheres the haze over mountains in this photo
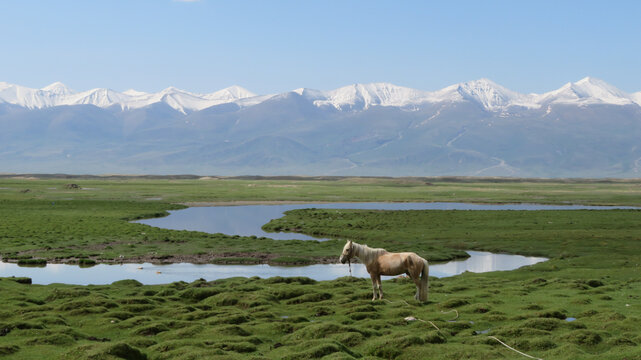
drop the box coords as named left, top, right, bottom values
left=1, top=78, right=640, bottom=177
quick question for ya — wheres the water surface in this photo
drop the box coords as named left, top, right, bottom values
left=0, top=251, right=547, bottom=285
left=135, top=202, right=636, bottom=241
left=6, top=201, right=624, bottom=284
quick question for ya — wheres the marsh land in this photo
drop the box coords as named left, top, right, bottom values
left=0, top=176, right=640, bottom=359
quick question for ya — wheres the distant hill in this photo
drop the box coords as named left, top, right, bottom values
left=1, top=77, right=640, bottom=177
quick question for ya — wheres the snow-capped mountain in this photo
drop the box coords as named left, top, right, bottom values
left=450, top=79, right=540, bottom=110
left=291, top=77, right=640, bottom=111
left=311, top=83, right=434, bottom=110
left=0, top=82, right=59, bottom=108
left=0, top=82, right=258, bottom=113
left=537, top=77, right=637, bottom=106
left=290, top=80, right=540, bottom=111
left=1, top=77, right=640, bottom=177
left=41, top=81, right=73, bottom=96
left=1, top=77, right=639, bottom=113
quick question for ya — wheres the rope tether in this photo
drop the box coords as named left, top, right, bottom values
left=488, top=336, right=544, bottom=360
left=384, top=300, right=541, bottom=359
left=441, top=309, right=459, bottom=321
left=382, top=299, right=410, bottom=306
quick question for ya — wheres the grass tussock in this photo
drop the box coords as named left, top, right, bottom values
left=15, top=274, right=634, bottom=359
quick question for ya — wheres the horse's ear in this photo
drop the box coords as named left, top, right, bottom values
left=347, top=239, right=352, bottom=244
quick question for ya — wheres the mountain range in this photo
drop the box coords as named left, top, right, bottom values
left=1, top=77, right=640, bottom=177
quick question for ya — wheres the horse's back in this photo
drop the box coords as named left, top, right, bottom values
left=373, top=252, right=424, bottom=276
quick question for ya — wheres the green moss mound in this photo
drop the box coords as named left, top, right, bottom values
left=61, top=343, right=147, bottom=360
left=0, top=345, right=19, bottom=356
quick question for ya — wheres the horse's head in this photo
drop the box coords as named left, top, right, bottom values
left=339, top=240, right=354, bottom=264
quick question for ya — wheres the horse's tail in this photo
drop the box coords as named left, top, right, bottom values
left=419, top=257, right=429, bottom=302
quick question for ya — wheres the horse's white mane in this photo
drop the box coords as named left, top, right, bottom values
left=353, top=242, right=388, bottom=265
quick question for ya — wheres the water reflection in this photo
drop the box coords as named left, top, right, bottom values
left=0, top=251, right=547, bottom=285
left=134, top=202, right=636, bottom=241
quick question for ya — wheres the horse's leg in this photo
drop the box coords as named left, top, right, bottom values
left=409, top=264, right=422, bottom=300
left=411, top=275, right=421, bottom=300
left=376, top=274, right=383, bottom=300
left=369, top=273, right=378, bottom=301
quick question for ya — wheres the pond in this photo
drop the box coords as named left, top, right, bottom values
left=5, top=201, right=626, bottom=285
left=134, top=202, right=636, bottom=241
left=0, top=251, right=547, bottom=285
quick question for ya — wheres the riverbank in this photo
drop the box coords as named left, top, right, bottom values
left=180, top=200, right=339, bottom=207
left=0, top=252, right=547, bottom=285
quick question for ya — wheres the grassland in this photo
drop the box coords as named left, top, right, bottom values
left=1, top=176, right=641, bottom=264
left=2, top=176, right=641, bottom=205
left=0, top=176, right=640, bottom=359
left=0, top=256, right=639, bottom=359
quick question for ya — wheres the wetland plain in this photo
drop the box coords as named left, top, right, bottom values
left=0, top=176, right=640, bottom=359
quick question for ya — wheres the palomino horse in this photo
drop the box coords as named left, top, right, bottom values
left=339, top=240, right=429, bottom=302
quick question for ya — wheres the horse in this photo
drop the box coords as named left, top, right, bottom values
left=339, top=240, right=429, bottom=302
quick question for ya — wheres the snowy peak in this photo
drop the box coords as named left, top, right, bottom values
left=453, top=78, right=538, bottom=110
left=572, top=77, right=628, bottom=99
left=42, top=82, right=74, bottom=95
left=310, top=80, right=540, bottom=111
left=0, top=82, right=55, bottom=108
left=291, top=88, right=324, bottom=99
left=204, top=86, right=257, bottom=102
left=160, top=86, right=184, bottom=94
left=540, top=77, right=634, bottom=106
left=432, top=77, right=636, bottom=109
left=0, top=82, right=260, bottom=113
left=0, top=78, right=638, bottom=112
left=68, top=88, right=129, bottom=108
left=314, top=83, right=432, bottom=110
left=123, top=89, right=148, bottom=96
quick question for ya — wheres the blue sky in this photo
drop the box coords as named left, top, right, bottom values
left=1, top=0, right=640, bottom=94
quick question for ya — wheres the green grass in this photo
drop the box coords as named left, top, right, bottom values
left=263, top=208, right=641, bottom=261
left=1, top=177, right=641, bottom=264
left=1, top=176, right=641, bottom=205
left=0, top=268, right=639, bottom=359
left=0, top=199, right=343, bottom=264
left=0, top=177, right=640, bottom=359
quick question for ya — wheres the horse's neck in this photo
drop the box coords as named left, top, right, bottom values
left=354, top=243, right=386, bottom=265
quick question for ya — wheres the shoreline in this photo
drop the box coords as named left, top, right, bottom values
left=0, top=253, right=343, bottom=266
left=177, top=199, right=637, bottom=207
left=179, top=200, right=365, bottom=207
